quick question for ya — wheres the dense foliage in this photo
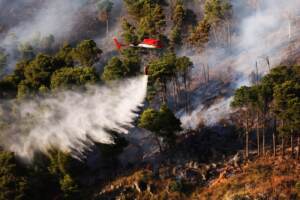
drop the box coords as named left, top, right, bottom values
left=102, top=49, right=141, bottom=81
left=0, top=40, right=102, bottom=99
left=139, top=105, right=182, bottom=151
left=0, top=0, right=299, bottom=199
left=0, top=132, right=128, bottom=199
left=232, top=66, right=300, bottom=158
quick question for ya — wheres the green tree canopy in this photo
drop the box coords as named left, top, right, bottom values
left=120, top=48, right=141, bottom=74
left=59, top=175, right=80, bottom=200
left=122, top=19, right=139, bottom=45
left=139, top=105, right=181, bottom=148
left=23, top=54, right=60, bottom=89
left=136, top=3, right=166, bottom=39
left=55, top=44, right=75, bottom=68
left=102, top=53, right=140, bottom=82
left=72, top=40, right=102, bottom=67
left=148, top=54, right=175, bottom=81
left=102, top=57, right=128, bottom=81
left=189, top=19, right=211, bottom=48
left=50, top=67, right=99, bottom=89
left=0, top=75, right=19, bottom=98
left=176, top=56, right=193, bottom=76
left=0, top=151, right=29, bottom=200
left=18, top=43, right=35, bottom=60
left=124, top=0, right=160, bottom=18
left=273, top=80, right=300, bottom=136
left=0, top=51, right=7, bottom=75
left=139, top=108, right=160, bottom=133
left=204, top=0, right=232, bottom=25
left=172, top=1, right=185, bottom=27
left=231, top=86, right=258, bottom=108
left=97, top=0, right=114, bottom=16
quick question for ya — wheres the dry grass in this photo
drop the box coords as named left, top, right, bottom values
left=194, top=157, right=300, bottom=200
left=95, top=157, right=300, bottom=200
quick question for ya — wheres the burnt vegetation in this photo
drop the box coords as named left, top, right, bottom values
left=0, top=0, right=300, bottom=200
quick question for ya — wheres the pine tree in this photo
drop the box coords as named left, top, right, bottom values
left=97, top=0, right=114, bottom=37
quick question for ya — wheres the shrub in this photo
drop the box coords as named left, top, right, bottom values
left=169, top=180, right=184, bottom=193
left=295, top=181, right=300, bottom=192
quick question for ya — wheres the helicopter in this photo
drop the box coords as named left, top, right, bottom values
left=113, top=37, right=163, bottom=75
left=113, top=37, right=163, bottom=50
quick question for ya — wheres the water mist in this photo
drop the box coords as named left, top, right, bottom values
left=0, top=76, right=148, bottom=161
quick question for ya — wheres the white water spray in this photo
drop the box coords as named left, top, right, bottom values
left=0, top=76, right=148, bottom=161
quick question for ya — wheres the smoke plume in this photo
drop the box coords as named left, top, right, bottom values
left=0, top=0, right=122, bottom=73
left=0, top=76, right=148, bottom=161
left=180, top=0, right=300, bottom=129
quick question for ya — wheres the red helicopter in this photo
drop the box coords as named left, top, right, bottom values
left=113, top=37, right=163, bottom=50
left=113, top=38, right=163, bottom=75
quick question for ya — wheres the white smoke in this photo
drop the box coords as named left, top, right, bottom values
left=181, top=97, right=233, bottom=128
left=180, top=0, right=300, bottom=128
left=1, top=0, right=87, bottom=45
left=0, top=76, right=148, bottom=161
left=0, top=0, right=121, bottom=72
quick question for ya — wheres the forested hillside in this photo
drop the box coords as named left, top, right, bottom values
left=0, top=0, right=299, bottom=199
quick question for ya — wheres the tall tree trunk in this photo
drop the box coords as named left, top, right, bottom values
left=187, top=71, right=191, bottom=114
left=202, top=64, right=207, bottom=83
left=262, top=119, right=266, bottom=156
left=273, top=119, right=277, bottom=157
left=246, top=130, right=249, bottom=159
left=155, top=136, right=162, bottom=153
left=182, top=74, right=188, bottom=112
left=256, top=112, right=260, bottom=156
left=159, top=80, right=166, bottom=104
left=245, top=117, right=249, bottom=159
left=273, top=132, right=276, bottom=156
left=164, top=83, right=167, bottom=103
left=257, top=127, right=260, bottom=156
left=183, top=74, right=189, bottom=113
left=161, top=79, right=167, bottom=104
left=281, top=120, right=285, bottom=157
left=291, top=134, right=294, bottom=158
left=106, top=19, right=109, bottom=37
left=227, top=21, right=231, bottom=49
left=211, top=25, right=219, bottom=44
left=282, top=137, right=285, bottom=157
left=297, top=136, right=300, bottom=160
left=175, top=78, right=180, bottom=103
left=172, top=76, right=178, bottom=109
left=207, top=65, right=210, bottom=83
left=266, top=56, right=271, bottom=71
